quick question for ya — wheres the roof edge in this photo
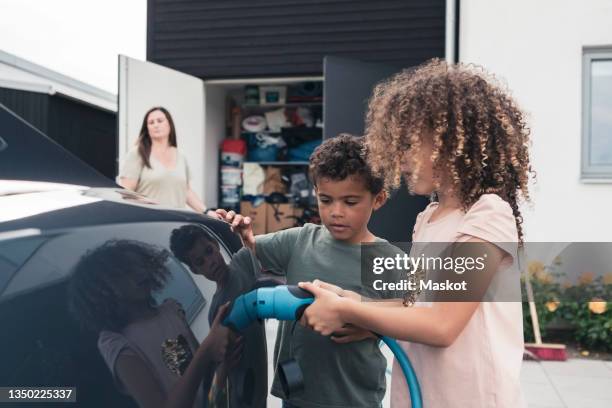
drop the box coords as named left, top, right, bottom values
left=0, top=49, right=116, bottom=106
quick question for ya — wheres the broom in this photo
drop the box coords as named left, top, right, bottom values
left=523, top=266, right=567, bottom=361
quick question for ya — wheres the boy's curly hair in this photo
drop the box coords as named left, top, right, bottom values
left=365, top=59, right=534, bottom=242
left=68, top=240, right=170, bottom=333
left=309, top=133, right=384, bottom=195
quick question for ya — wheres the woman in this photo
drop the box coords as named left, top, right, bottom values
left=118, top=107, right=207, bottom=212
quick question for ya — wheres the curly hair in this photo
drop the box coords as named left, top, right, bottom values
left=365, top=59, right=534, bottom=242
left=170, top=225, right=216, bottom=266
left=68, top=240, right=170, bottom=333
left=309, top=133, right=384, bottom=195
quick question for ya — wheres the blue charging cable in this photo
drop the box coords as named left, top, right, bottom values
left=379, top=335, right=423, bottom=408
left=223, top=284, right=423, bottom=408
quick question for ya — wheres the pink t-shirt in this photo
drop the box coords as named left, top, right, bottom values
left=98, top=299, right=205, bottom=408
left=391, top=194, right=526, bottom=408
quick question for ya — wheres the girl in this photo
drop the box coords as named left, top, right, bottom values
left=69, top=240, right=235, bottom=408
left=299, top=59, right=533, bottom=407
left=118, top=107, right=208, bottom=213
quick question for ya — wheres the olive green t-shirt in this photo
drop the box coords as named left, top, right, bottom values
left=255, top=223, right=391, bottom=408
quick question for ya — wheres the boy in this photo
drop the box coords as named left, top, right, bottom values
left=170, top=225, right=268, bottom=408
left=220, top=134, right=392, bottom=408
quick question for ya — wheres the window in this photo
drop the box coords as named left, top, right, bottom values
left=0, top=222, right=221, bottom=407
left=0, top=235, right=49, bottom=294
left=582, top=47, right=612, bottom=180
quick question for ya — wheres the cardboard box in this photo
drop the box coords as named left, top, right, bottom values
left=266, top=203, right=302, bottom=232
left=263, top=167, right=286, bottom=194
left=240, top=201, right=267, bottom=236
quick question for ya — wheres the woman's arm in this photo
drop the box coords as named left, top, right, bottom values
left=186, top=185, right=207, bottom=213
left=117, top=149, right=143, bottom=192
left=301, top=239, right=505, bottom=347
left=118, top=177, right=139, bottom=192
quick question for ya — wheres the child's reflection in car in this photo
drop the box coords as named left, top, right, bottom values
left=69, top=239, right=232, bottom=408
left=171, top=225, right=268, bottom=408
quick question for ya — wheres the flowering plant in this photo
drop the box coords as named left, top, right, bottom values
left=522, top=258, right=611, bottom=352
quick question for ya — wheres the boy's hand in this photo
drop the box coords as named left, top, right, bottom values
left=214, top=209, right=255, bottom=250
left=205, top=209, right=223, bottom=219
left=330, top=324, right=376, bottom=344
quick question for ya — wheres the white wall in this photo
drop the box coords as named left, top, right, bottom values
left=118, top=56, right=207, bottom=206
left=460, top=0, right=612, bottom=241
left=203, top=84, right=229, bottom=208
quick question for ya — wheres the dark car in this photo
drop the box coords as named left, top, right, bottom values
left=0, top=104, right=268, bottom=408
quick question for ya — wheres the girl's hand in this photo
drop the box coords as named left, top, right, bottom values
left=330, top=324, right=376, bottom=344
left=298, top=281, right=350, bottom=336
left=214, top=209, right=255, bottom=249
left=312, top=279, right=362, bottom=301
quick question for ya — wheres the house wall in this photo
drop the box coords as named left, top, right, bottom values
left=147, top=0, right=446, bottom=78
left=47, top=95, right=117, bottom=179
left=0, top=88, right=116, bottom=179
left=460, top=0, right=612, bottom=241
left=0, top=88, right=49, bottom=134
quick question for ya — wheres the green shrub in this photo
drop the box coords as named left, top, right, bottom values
left=522, top=259, right=612, bottom=352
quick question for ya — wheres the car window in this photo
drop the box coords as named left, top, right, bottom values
left=0, top=221, right=267, bottom=408
left=0, top=223, right=208, bottom=324
left=0, top=235, right=49, bottom=293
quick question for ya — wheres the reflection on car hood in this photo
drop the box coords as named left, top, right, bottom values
left=0, top=185, right=235, bottom=243
left=0, top=180, right=89, bottom=197
left=0, top=184, right=185, bottom=227
left=1, top=188, right=102, bottom=223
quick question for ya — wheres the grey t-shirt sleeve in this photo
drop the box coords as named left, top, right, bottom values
left=230, top=247, right=262, bottom=281
left=254, top=227, right=301, bottom=275
left=119, top=149, right=143, bottom=180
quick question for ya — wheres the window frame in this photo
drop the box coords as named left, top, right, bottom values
left=581, top=46, right=612, bottom=181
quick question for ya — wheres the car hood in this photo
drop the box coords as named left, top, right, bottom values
left=0, top=183, right=219, bottom=234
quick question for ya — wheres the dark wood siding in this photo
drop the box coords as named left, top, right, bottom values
left=48, top=95, right=117, bottom=179
left=0, top=88, right=117, bottom=179
left=0, top=88, right=49, bottom=133
left=148, top=0, right=446, bottom=78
